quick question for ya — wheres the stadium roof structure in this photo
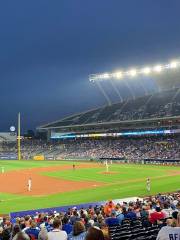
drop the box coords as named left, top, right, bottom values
left=37, top=87, right=180, bottom=133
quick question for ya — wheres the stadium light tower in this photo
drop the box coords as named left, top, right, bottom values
left=89, top=58, right=180, bottom=81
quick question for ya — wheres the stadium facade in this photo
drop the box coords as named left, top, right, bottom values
left=37, top=87, right=180, bottom=141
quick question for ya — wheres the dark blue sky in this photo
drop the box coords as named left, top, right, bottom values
left=1, top=0, right=180, bottom=132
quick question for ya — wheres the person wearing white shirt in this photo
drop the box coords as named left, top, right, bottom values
left=48, top=219, right=67, bottom=240
left=156, top=212, right=180, bottom=240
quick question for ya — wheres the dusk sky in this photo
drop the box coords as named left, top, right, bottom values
left=1, top=0, right=180, bottom=132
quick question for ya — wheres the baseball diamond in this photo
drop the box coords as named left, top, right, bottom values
left=0, top=160, right=180, bottom=213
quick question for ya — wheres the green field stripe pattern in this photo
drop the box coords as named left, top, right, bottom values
left=0, top=160, right=73, bottom=172
left=0, top=161, right=180, bottom=213
left=42, top=164, right=176, bottom=183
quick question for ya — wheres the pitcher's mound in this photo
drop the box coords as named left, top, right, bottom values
left=101, top=171, right=118, bottom=175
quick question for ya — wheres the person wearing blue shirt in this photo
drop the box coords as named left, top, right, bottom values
left=126, top=208, right=137, bottom=220
left=62, top=217, right=73, bottom=235
left=25, top=221, right=40, bottom=240
left=105, top=212, right=119, bottom=227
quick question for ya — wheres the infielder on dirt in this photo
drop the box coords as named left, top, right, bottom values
left=27, top=177, right=32, bottom=191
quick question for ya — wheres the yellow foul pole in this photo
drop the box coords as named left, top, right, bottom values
left=18, top=112, right=21, bottom=160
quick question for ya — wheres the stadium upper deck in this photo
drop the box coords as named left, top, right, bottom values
left=38, top=87, right=180, bottom=135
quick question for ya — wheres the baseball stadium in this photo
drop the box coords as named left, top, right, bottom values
left=1, top=2, right=180, bottom=239
left=0, top=59, right=180, bottom=232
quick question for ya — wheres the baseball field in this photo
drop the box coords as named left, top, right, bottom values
left=0, top=160, right=180, bottom=214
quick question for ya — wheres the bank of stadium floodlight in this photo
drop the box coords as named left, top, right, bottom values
left=128, top=69, right=137, bottom=77
left=112, top=71, right=123, bottom=79
left=153, top=65, right=162, bottom=73
left=89, top=59, right=180, bottom=81
left=169, top=61, right=178, bottom=68
left=141, top=67, right=151, bottom=75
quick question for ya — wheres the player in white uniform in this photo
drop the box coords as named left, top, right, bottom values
left=146, top=178, right=150, bottom=192
left=105, top=160, right=109, bottom=172
left=27, top=177, right=32, bottom=191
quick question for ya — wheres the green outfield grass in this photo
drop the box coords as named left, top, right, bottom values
left=0, top=160, right=180, bottom=214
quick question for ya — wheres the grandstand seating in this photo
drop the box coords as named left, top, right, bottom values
left=0, top=132, right=17, bottom=142
left=109, top=221, right=160, bottom=240
left=53, top=137, right=180, bottom=160
left=40, top=88, right=180, bottom=128
left=0, top=136, right=179, bottom=160
left=0, top=136, right=180, bottom=161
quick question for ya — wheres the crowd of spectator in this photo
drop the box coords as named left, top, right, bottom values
left=0, top=136, right=179, bottom=161
left=1, top=192, right=180, bottom=240
left=56, top=137, right=180, bottom=161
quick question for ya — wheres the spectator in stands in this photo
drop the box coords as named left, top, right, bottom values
left=116, top=210, right=124, bottom=225
left=70, top=210, right=81, bottom=225
left=100, top=223, right=110, bottom=240
left=38, top=216, right=48, bottom=229
left=36, top=214, right=43, bottom=224
left=38, top=226, right=48, bottom=240
left=83, top=218, right=92, bottom=231
left=85, top=226, right=104, bottom=240
left=62, top=217, right=73, bottom=235
left=47, top=218, right=67, bottom=240
left=69, top=221, right=86, bottom=240
left=2, top=221, right=12, bottom=240
left=156, top=212, right=180, bottom=240
left=125, top=207, right=137, bottom=220
left=19, top=218, right=26, bottom=231
left=94, top=215, right=105, bottom=229
left=15, top=232, right=30, bottom=240
left=149, top=206, right=165, bottom=224
left=0, top=227, right=3, bottom=240
left=25, top=221, right=40, bottom=240
left=24, top=216, right=31, bottom=229
left=0, top=218, right=7, bottom=229
left=161, top=202, right=173, bottom=218
left=11, top=224, right=21, bottom=240
left=2, top=228, right=11, bottom=240
left=140, top=205, right=149, bottom=219
left=104, top=200, right=115, bottom=216
left=105, top=212, right=119, bottom=227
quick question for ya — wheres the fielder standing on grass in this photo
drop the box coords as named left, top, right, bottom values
left=1, top=167, right=4, bottom=174
left=27, top=177, right=32, bottom=191
left=105, top=160, right=109, bottom=173
left=146, top=177, right=151, bottom=192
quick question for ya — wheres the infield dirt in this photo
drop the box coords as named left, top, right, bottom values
left=0, top=163, right=104, bottom=196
